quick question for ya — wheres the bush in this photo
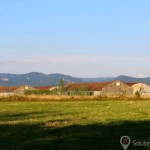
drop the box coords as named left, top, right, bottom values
left=135, top=91, right=141, bottom=99
left=25, top=90, right=57, bottom=95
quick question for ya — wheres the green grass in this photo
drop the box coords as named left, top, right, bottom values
left=0, top=100, right=150, bottom=150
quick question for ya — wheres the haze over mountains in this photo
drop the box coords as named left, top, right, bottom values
left=115, top=75, right=150, bottom=85
left=0, top=72, right=150, bottom=86
left=0, top=72, right=81, bottom=86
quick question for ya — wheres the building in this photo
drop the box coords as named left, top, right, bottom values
left=66, top=82, right=111, bottom=96
left=14, top=85, right=35, bottom=95
left=0, top=85, right=35, bottom=96
left=49, top=86, right=59, bottom=91
left=141, top=86, right=150, bottom=98
left=102, top=81, right=133, bottom=97
left=35, top=86, right=52, bottom=91
left=130, top=83, right=149, bottom=95
left=0, top=86, right=18, bottom=96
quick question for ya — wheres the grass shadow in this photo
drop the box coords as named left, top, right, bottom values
left=0, top=120, right=150, bottom=150
left=0, top=111, right=79, bottom=123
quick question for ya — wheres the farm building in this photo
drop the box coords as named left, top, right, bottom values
left=14, top=85, right=35, bottom=95
left=35, top=86, right=52, bottom=90
left=102, top=81, right=133, bottom=97
left=0, top=86, right=18, bottom=96
left=66, top=82, right=111, bottom=96
left=130, top=83, right=149, bottom=95
left=0, top=85, right=35, bottom=96
left=141, top=86, right=150, bottom=98
left=49, top=86, right=59, bottom=91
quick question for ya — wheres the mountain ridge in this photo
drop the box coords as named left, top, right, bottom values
left=0, top=72, right=81, bottom=86
left=0, top=73, right=150, bottom=86
left=114, top=75, right=150, bottom=84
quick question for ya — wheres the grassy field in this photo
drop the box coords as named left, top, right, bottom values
left=0, top=100, right=150, bottom=150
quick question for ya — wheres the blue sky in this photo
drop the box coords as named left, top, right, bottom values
left=0, top=0, right=150, bottom=77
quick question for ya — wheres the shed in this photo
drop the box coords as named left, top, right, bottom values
left=66, top=82, right=111, bottom=96
left=141, top=86, right=150, bottom=98
left=35, top=86, right=52, bottom=90
left=0, top=86, right=18, bottom=96
left=131, top=83, right=149, bottom=95
left=102, top=81, right=133, bottom=97
left=14, top=85, right=35, bottom=95
left=49, top=86, right=59, bottom=91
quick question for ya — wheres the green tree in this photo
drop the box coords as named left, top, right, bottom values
left=135, top=91, right=141, bottom=98
left=70, top=84, right=86, bottom=96
left=58, top=79, right=65, bottom=95
left=78, top=84, right=86, bottom=96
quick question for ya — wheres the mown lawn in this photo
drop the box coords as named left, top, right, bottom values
left=0, top=100, right=150, bottom=150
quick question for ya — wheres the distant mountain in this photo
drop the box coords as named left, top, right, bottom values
left=80, top=77, right=114, bottom=82
left=114, top=75, right=150, bottom=85
left=1, top=73, right=150, bottom=86
left=0, top=72, right=82, bottom=86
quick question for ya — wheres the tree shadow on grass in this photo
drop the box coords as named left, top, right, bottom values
left=0, top=111, right=79, bottom=122
left=0, top=120, right=150, bottom=150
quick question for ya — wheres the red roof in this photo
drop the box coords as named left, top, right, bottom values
left=126, top=83, right=137, bottom=87
left=34, top=86, right=52, bottom=90
left=0, top=86, right=19, bottom=93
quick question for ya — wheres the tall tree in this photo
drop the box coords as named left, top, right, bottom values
left=58, top=79, right=65, bottom=95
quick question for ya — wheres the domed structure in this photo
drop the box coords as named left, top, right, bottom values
left=141, top=86, right=150, bottom=98
left=131, top=83, right=149, bottom=95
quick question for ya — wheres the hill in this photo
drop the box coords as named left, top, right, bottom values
left=1, top=73, right=150, bottom=86
left=79, top=77, right=114, bottom=82
left=0, top=72, right=81, bottom=86
left=114, top=75, right=150, bottom=85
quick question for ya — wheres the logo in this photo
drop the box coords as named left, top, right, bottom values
left=120, top=136, right=131, bottom=150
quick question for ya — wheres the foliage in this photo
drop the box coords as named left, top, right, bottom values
left=135, top=91, right=141, bottom=98
left=58, top=79, right=66, bottom=95
left=25, top=90, right=58, bottom=95
left=69, top=84, right=87, bottom=96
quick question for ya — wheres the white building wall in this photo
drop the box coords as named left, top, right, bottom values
left=131, top=83, right=148, bottom=94
left=93, top=91, right=102, bottom=96
left=0, top=92, right=14, bottom=96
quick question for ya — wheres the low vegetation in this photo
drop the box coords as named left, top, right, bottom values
left=25, top=90, right=58, bottom=95
left=0, top=100, right=150, bottom=150
left=0, top=95, right=148, bottom=102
